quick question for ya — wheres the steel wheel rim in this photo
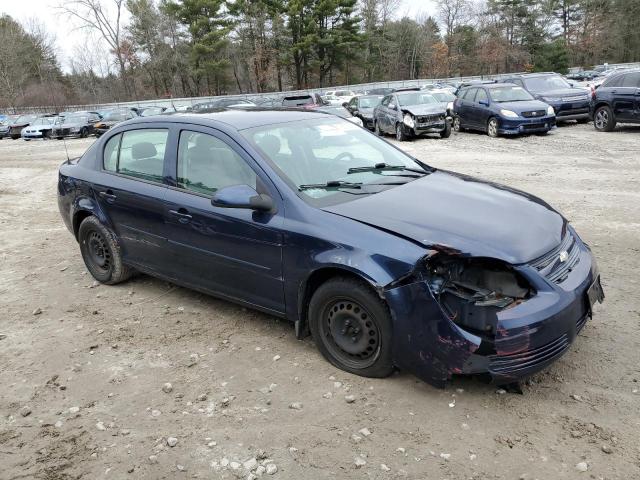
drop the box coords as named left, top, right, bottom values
left=595, top=109, right=608, bottom=129
left=87, top=230, right=111, bottom=272
left=320, top=298, right=381, bottom=369
left=488, top=119, right=497, bottom=137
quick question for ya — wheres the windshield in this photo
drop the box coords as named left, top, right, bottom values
left=397, top=92, right=438, bottom=106
left=241, top=117, right=430, bottom=206
left=103, top=111, right=128, bottom=121
left=15, top=115, right=37, bottom=124
left=63, top=114, right=88, bottom=124
left=489, top=86, right=534, bottom=102
left=359, top=97, right=382, bottom=108
left=32, top=117, right=53, bottom=126
left=432, top=92, right=455, bottom=102
left=523, top=75, right=571, bottom=92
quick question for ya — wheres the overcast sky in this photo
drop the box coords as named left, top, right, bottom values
left=1, top=0, right=438, bottom=73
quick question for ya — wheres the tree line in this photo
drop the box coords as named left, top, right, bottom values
left=1, top=0, right=639, bottom=110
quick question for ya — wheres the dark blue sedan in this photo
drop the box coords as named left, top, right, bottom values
left=454, top=83, right=556, bottom=137
left=57, top=110, right=603, bottom=387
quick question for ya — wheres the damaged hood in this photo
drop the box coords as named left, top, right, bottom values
left=323, top=170, right=565, bottom=265
left=401, top=104, right=445, bottom=116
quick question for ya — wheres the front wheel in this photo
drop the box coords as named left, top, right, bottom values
left=440, top=122, right=452, bottom=138
left=80, top=127, right=88, bottom=138
left=78, top=216, right=133, bottom=285
left=487, top=117, right=499, bottom=138
left=395, top=123, right=407, bottom=141
left=309, top=277, right=394, bottom=378
left=594, top=106, right=616, bottom=132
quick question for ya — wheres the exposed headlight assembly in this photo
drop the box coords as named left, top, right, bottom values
left=426, top=256, right=533, bottom=337
left=403, top=113, right=415, bottom=128
left=547, top=105, right=555, bottom=116
left=500, top=109, right=519, bottom=118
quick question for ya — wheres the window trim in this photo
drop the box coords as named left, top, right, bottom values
left=99, top=124, right=173, bottom=187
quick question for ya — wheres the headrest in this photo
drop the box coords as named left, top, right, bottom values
left=256, top=134, right=281, bottom=157
left=132, top=142, right=157, bottom=159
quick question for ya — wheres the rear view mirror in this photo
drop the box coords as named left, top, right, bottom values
left=212, top=185, right=275, bottom=213
left=479, top=100, right=489, bottom=107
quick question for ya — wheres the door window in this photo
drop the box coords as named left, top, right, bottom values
left=475, top=89, right=488, bottom=104
left=621, top=72, right=640, bottom=88
left=381, top=96, right=391, bottom=106
left=177, top=131, right=257, bottom=196
left=462, top=88, right=477, bottom=101
left=102, top=129, right=168, bottom=183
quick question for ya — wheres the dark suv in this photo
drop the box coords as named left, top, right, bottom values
left=502, top=73, right=591, bottom=122
left=590, top=69, right=640, bottom=131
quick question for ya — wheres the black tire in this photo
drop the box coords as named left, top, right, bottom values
left=11, top=135, right=19, bottom=140
left=453, top=116, right=462, bottom=132
left=308, top=277, right=394, bottom=378
left=44, top=130, right=52, bottom=139
left=374, top=121, right=382, bottom=136
left=440, top=121, right=452, bottom=138
left=395, top=122, right=407, bottom=141
left=594, top=105, right=616, bottom=132
left=487, top=117, right=499, bottom=138
left=80, top=127, right=88, bottom=138
left=56, top=137, right=63, bottom=140
left=78, top=216, right=133, bottom=285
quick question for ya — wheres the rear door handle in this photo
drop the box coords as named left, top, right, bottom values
left=99, top=190, right=116, bottom=203
left=169, top=208, right=192, bottom=224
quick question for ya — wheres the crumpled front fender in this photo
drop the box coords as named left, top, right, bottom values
left=385, top=280, right=481, bottom=387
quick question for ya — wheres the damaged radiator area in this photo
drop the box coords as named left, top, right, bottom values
left=426, top=256, right=533, bottom=339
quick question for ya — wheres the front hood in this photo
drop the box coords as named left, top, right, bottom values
left=496, top=100, right=550, bottom=113
left=401, top=104, right=445, bottom=116
left=323, top=171, right=565, bottom=265
left=534, top=88, right=588, bottom=98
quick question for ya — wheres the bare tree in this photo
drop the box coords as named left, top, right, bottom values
left=437, top=0, right=471, bottom=74
left=59, top=0, right=131, bottom=98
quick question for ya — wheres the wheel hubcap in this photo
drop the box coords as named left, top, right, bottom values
left=87, top=231, right=111, bottom=271
left=595, top=110, right=608, bottom=129
left=489, top=120, right=497, bottom=136
left=323, top=300, right=380, bottom=365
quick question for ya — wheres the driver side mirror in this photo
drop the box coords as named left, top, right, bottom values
left=212, top=184, right=275, bottom=213
left=479, top=100, right=489, bottom=106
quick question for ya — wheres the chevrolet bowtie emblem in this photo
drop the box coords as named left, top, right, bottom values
left=559, top=251, right=569, bottom=262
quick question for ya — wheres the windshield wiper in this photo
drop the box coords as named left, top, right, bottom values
left=347, top=162, right=428, bottom=175
left=299, top=180, right=363, bottom=191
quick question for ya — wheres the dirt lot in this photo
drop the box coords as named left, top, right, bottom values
left=1, top=123, right=639, bottom=480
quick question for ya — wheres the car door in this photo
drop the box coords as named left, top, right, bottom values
left=377, top=95, right=391, bottom=132
left=347, top=97, right=358, bottom=115
left=458, top=88, right=477, bottom=128
left=94, top=126, right=173, bottom=271
left=470, top=88, right=490, bottom=128
left=386, top=95, right=400, bottom=132
left=163, top=126, right=285, bottom=314
left=613, top=72, right=640, bottom=121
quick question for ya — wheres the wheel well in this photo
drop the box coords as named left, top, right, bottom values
left=73, top=210, right=93, bottom=240
left=594, top=101, right=610, bottom=112
left=297, top=268, right=376, bottom=338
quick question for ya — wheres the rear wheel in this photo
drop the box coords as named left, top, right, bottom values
left=594, top=106, right=616, bottom=132
left=309, top=277, right=394, bottom=378
left=395, top=123, right=407, bottom=141
left=487, top=117, right=499, bottom=138
left=78, top=216, right=133, bottom=285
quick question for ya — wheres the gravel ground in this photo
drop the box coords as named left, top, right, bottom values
left=1, top=122, right=639, bottom=480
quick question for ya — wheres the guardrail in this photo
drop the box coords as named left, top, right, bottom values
left=4, top=62, right=640, bottom=115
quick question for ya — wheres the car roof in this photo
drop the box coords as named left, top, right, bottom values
left=125, top=108, right=329, bottom=131
left=506, top=72, right=557, bottom=78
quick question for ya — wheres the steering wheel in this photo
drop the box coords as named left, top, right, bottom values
left=334, top=152, right=355, bottom=162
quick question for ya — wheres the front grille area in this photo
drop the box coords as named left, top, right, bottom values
left=521, top=123, right=546, bottom=131
left=417, top=114, right=445, bottom=124
left=529, top=232, right=581, bottom=284
left=522, top=110, right=546, bottom=118
left=489, top=334, right=569, bottom=375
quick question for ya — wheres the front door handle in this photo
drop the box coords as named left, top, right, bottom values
left=99, top=190, right=116, bottom=203
left=169, top=209, right=192, bottom=224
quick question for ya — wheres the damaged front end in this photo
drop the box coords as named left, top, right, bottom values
left=386, top=242, right=598, bottom=388
left=426, top=256, right=533, bottom=350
